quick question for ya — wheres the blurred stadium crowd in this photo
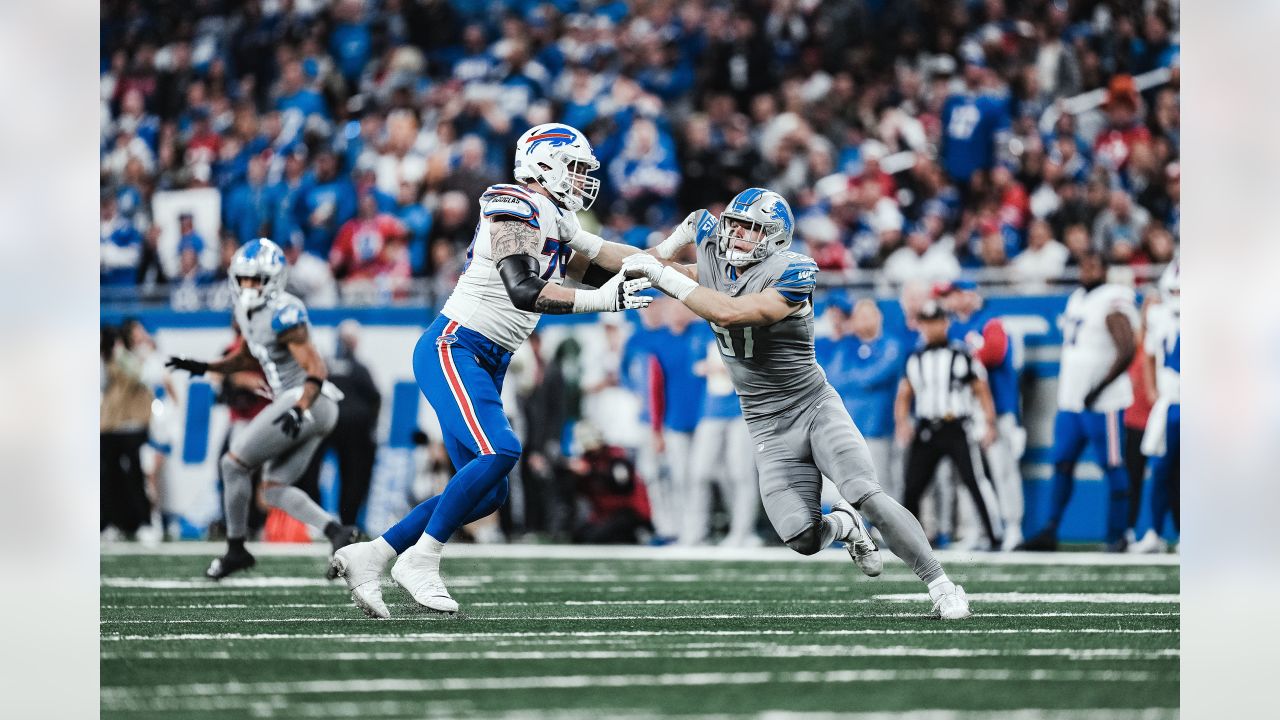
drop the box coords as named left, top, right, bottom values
left=101, top=0, right=1180, bottom=305
left=100, top=0, right=1180, bottom=549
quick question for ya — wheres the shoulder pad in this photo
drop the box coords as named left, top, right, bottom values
left=693, top=210, right=719, bottom=245
left=772, top=254, right=818, bottom=302
left=271, top=297, right=309, bottom=334
left=481, top=185, right=541, bottom=228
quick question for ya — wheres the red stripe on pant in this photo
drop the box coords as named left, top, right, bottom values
left=437, top=321, right=494, bottom=455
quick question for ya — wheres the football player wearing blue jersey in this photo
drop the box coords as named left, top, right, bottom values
left=166, top=239, right=360, bottom=579
left=622, top=188, right=973, bottom=619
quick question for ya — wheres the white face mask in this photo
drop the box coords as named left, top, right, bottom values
left=725, top=247, right=758, bottom=267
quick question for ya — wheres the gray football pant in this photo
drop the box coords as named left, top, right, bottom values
left=222, top=394, right=339, bottom=539
left=748, top=387, right=943, bottom=583
left=683, top=416, right=759, bottom=545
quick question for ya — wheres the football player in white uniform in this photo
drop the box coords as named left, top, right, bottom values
left=331, top=123, right=701, bottom=618
left=1132, top=258, right=1180, bottom=552
left=1019, top=251, right=1139, bottom=551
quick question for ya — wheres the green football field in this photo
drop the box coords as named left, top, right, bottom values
left=101, top=544, right=1179, bottom=719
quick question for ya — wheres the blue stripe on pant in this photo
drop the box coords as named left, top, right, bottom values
left=1043, top=409, right=1130, bottom=543
left=381, top=315, right=520, bottom=553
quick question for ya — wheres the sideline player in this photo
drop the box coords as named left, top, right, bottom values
left=1133, top=259, right=1179, bottom=552
left=1018, top=251, right=1138, bottom=551
left=621, top=188, right=973, bottom=619
left=166, top=238, right=360, bottom=579
left=331, top=123, right=664, bottom=618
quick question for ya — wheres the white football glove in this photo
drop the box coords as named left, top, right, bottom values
left=653, top=210, right=705, bottom=259
left=556, top=210, right=603, bottom=260
left=572, top=272, right=654, bottom=313
left=621, top=253, right=699, bottom=301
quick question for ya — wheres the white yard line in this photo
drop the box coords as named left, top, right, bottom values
left=875, top=592, right=1179, bottom=604
left=100, top=667, right=1173, bottom=703
left=101, top=541, right=1179, bottom=566
left=101, top=645, right=1180, bottom=663
left=101, top=627, right=1178, bottom=642
left=102, top=608, right=1179, bottom=625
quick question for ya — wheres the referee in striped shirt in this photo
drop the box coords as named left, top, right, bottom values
left=894, top=301, right=1004, bottom=549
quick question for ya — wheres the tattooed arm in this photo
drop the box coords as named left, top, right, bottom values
left=492, top=219, right=629, bottom=314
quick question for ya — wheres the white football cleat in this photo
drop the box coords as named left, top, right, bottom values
left=831, top=499, right=882, bottom=577
left=932, top=584, right=973, bottom=620
left=331, top=542, right=390, bottom=620
left=392, top=549, right=459, bottom=614
left=1128, top=528, right=1169, bottom=554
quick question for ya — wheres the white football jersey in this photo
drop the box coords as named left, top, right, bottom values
left=1144, top=302, right=1180, bottom=403
left=440, top=184, right=572, bottom=351
left=1056, top=283, right=1139, bottom=412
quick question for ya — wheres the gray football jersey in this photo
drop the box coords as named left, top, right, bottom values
left=233, top=292, right=311, bottom=397
left=696, top=237, right=826, bottom=422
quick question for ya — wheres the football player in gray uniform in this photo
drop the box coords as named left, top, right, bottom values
left=167, top=239, right=360, bottom=579
left=621, top=188, right=973, bottom=619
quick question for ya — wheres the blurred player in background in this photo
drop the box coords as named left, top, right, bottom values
left=1133, top=259, right=1180, bottom=552
left=332, top=123, right=676, bottom=618
left=623, top=188, right=973, bottom=619
left=166, top=238, right=360, bottom=579
left=1019, top=251, right=1138, bottom=551
left=937, top=280, right=1026, bottom=550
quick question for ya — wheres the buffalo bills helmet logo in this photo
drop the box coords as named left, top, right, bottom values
left=525, top=128, right=578, bottom=154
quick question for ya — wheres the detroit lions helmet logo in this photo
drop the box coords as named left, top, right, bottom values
left=767, top=201, right=793, bottom=236
left=524, top=128, right=578, bottom=154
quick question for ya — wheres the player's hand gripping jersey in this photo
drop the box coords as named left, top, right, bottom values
left=440, top=183, right=572, bottom=352
left=1057, top=283, right=1139, bottom=412
left=694, top=227, right=826, bottom=422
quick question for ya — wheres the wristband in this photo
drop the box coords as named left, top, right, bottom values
left=305, top=376, right=324, bottom=389
left=566, top=229, right=604, bottom=261
left=657, top=267, right=699, bottom=302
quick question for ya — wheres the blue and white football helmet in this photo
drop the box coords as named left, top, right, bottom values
left=716, top=188, right=794, bottom=268
left=228, top=238, right=287, bottom=310
left=513, top=123, right=600, bottom=212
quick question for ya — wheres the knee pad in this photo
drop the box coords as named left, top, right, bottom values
left=784, top=521, right=824, bottom=556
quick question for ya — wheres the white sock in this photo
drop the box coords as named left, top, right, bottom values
left=927, top=574, right=956, bottom=602
left=370, top=536, right=396, bottom=565
left=411, top=534, right=445, bottom=572
left=823, top=511, right=854, bottom=543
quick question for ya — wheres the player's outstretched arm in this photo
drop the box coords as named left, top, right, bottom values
left=492, top=219, right=651, bottom=315
left=168, top=340, right=256, bottom=376
left=621, top=253, right=795, bottom=326
left=559, top=210, right=708, bottom=274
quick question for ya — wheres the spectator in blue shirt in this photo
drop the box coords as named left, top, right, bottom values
left=939, top=53, right=1011, bottom=191
left=100, top=194, right=143, bottom=287
left=268, top=146, right=313, bottom=251
left=823, top=299, right=905, bottom=501
left=607, top=117, right=681, bottom=227
left=298, top=150, right=357, bottom=259
left=222, top=153, right=277, bottom=244
left=329, top=0, right=372, bottom=86
left=393, top=181, right=433, bottom=275
left=274, top=59, right=329, bottom=143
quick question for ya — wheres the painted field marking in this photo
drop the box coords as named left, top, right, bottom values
left=100, top=667, right=1175, bottom=703
left=875, top=592, right=1179, bottom=604
left=102, top=627, right=1178, bottom=642
left=101, top=645, right=1180, bottom=663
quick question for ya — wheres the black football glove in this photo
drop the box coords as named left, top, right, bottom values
left=273, top=406, right=312, bottom=439
left=166, top=356, right=210, bottom=376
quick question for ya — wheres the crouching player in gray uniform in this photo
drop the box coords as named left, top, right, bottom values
left=622, top=189, right=973, bottom=619
left=167, top=238, right=360, bottom=579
